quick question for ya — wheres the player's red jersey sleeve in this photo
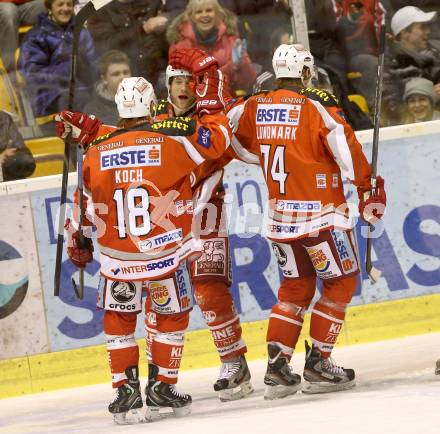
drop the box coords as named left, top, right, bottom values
left=309, top=100, right=371, bottom=191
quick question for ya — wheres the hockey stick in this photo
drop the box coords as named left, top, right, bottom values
left=365, top=23, right=386, bottom=283
left=54, top=0, right=113, bottom=297
left=71, top=144, right=85, bottom=299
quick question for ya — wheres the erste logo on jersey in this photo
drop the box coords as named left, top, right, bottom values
left=330, top=229, right=357, bottom=274
left=175, top=266, right=191, bottom=310
left=101, top=145, right=161, bottom=170
left=256, top=104, right=302, bottom=126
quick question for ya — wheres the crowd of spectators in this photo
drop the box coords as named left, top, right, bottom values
left=383, top=5, right=440, bottom=124
left=1, top=0, right=440, bottom=182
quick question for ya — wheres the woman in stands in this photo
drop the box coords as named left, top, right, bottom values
left=18, top=0, right=97, bottom=118
left=167, top=0, right=256, bottom=95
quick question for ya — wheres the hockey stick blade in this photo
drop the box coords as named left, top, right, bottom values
left=71, top=277, right=82, bottom=299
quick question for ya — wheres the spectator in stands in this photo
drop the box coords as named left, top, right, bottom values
left=335, top=0, right=383, bottom=110
left=0, top=0, right=46, bottom=72
left=402, top=77, right=440, bottom=123
left=0, top=110, right=35, bottom=181
left=83, top=50, right=132, bottom=126
left=18, top=0, right=97, bottom=117
left=383, top=6, right=440, bottom=124
left=167, top=0, right=256, bottom=94
left=86, top=0, right=185, bottom=85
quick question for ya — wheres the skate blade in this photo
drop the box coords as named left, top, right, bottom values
left=173, top=405, right=192, bottom=418
left=264, top=382, right=302, bottom=400
left=145, top=404, right=191, bottom=422
left=218, top=381, right=254, bottom=402
left=113, top=408, right=144, bottom=425
left=302, top=379, right=356, bottom=394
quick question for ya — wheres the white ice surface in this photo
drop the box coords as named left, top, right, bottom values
left=1, top=333, right=440, bottom=434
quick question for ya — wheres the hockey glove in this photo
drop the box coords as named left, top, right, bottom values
left=358, top=176, right=387, bottom=224
left=65, top=218, right=94, bottom=268
left=170, top=48, right=227, bottom=115
left=169, top=48, right=218, bottom=75
left=193, top=67, right=228, bottom=115
left=55, top=111, right=102, bottom=146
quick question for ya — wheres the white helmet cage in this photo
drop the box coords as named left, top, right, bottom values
left=165, top=65, right=192, bottom=92
left=272, top=44, right=315, bottom=80
left=115, top=77, right=157, bottom=119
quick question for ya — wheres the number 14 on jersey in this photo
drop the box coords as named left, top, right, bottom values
left=260, top=144, right=288, bottom=195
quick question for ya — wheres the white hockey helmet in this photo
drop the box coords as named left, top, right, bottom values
left=165, top=65, right=192, bottom=91
left=272, top=44, right=314, bottom=79
left=115, top=77, right=157, bottom=119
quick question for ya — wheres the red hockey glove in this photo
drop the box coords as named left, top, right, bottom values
left=65, top=218, right=94, bottom=268
left=170, top=48, right=228, bottom=115
left=358, top=176, right=387, bottom=224
left=169, top=48, right=218, bottom=75
left=170, top=49, right=228, bottom=115
left=193, top=67, right=229, bottom=115
left=55, top=111, right=102, bottom=146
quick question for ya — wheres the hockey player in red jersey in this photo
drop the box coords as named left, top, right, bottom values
left=146, top=61, right=252, bottom=401
left=57, top=53, right=233, bottom=423
left=228, top=44, right=386, bottom=398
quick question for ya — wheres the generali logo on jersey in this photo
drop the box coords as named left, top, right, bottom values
left=100, top=145, right=161, bottom=170
left=256, top=104, right=302, bottom=126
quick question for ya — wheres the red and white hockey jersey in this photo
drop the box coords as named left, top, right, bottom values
left=75, top=114, right=232, bottom=281
left=228, top=87, right=372, bottom=241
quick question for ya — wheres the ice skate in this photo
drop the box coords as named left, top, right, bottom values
left=213, top=355, right=254, bottom=401
left=145, top=364, right=192, bottom=421
left=108, top=366, right=144, bottom=425
left=263, top=343, right=302, bottom=400
left=435, top=359, right=440, bottom=375
left=303, top=340, right=355, bottom=394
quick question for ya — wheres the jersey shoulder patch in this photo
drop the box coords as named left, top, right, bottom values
left=300, top=87, right=340, bottom=108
